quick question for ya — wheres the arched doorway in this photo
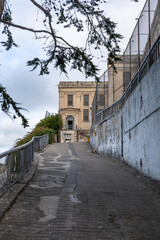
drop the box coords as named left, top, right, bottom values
left=66, top=116, right=74, bottom=130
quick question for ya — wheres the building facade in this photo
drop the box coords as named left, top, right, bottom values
left=104, top=0, right=160, bottom=107
left=91, top=80, right=109, bottom=121
left=108, top=57, right=124, bottom=106
left=58, top=81, right=97, bottom=142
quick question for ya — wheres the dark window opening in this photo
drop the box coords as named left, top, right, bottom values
left=83, top=95, right=89, bottom=106
left=66, top=116, right=74, bottom=129
left=99, top=94, right=104, bottom=106
left=68, top=95, right=73, bottom=106
left=68, top=120, right=73, bottom=129
left=83, top=109, right=89, bottom=122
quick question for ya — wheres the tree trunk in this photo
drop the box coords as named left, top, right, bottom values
left=0, top=0, right=5, bottom=21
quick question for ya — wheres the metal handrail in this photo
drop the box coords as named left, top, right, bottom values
left=0, top=134, right=49, bottom=197
left=0, top=134, right=49, bottom=158
left=0, top=140, right=33, bottom=159
left=76, top=125, right=90, bottom=137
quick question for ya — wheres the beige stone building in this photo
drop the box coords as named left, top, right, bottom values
left=108, top=57, right=125, bottom=106
left=91, top=80, right=109, bottom=118
left=107, top=1, right=160, bottom=106
left=58, top=81, right=97, bottom=142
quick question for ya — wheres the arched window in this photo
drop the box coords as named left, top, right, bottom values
left=65, top=116, right=74, bottom=130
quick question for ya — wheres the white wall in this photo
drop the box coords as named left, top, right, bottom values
left=90, top=57, right=160, bottom=181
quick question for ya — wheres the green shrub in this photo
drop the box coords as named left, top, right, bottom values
left=15, top=115, right=62, bottom=147
left=36, top=114, right=62, bottom=134
left=15, top=127, right=55, bottom=147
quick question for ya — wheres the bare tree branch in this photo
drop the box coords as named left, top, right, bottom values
left=1, top=19, right=51, bottom=35
left=30, top=0, right=52, bottom=18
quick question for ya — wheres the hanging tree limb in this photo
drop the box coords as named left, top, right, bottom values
left=0, top=1, right=29, bottom=127
left=1, top=0, right=123, bottom=77
left=0, top=0, right=139, bottom=126
left=0, top=84, right=29, bottom=127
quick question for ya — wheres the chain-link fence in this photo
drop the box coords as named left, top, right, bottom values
left=92, top=70, right=108, bottom=121
left=93, top=35, right=160, bottom=125
left=92, top=0, right=160, bottom=124
left=124, top=0, right=160, bottom=89
left=0, top=134, right=49, bottom=197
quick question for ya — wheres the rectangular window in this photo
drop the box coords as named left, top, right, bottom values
left=83, top=109, right=89, bottom=122
left=68, top=95, right=73, bottom=106
left=68, top=120, right=73, bottom=129
left=83, top=95, right=89, bottom=106
left=99, top=94, right=104, bottom=106
left=64, top=134, right=71, bottom=139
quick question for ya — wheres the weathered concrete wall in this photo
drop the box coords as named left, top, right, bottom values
left=90, top=58, right=160, bottom=181
left=90, top=114, right=122, bottom=158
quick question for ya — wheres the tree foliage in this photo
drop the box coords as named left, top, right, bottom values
left=15, top=114, right=62, bottom=147
left=36, top=114, right=63, bottom=133
left=0, top=0, right=27, bottom=127
left=15, top=126, right=55, bottom=147
left=1, top=0, right=123, bottom=79
left=0, top=84, right=29, bottom=127
left=0, top=0, right=138, bottom=126
left=0, top=2, right=18, bottom=50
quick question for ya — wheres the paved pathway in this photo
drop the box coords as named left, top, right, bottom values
left=0, top=142, right=160, bottom=239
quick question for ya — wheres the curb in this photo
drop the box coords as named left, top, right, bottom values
left=0, top=153, right=39, bottom=222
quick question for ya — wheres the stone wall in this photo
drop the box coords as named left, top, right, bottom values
left=90, top=57, right=160, bottom=181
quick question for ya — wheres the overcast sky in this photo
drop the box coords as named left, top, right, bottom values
left=0, top=0, right=146, bottom=152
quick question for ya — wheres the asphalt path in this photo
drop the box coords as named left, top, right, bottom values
left=0, top=142, right=160, bottom=239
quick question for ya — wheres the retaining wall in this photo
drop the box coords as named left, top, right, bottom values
left=90, top=57, right=160, bottom=181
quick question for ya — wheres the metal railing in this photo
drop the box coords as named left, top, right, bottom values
left=123, top=0, right=159, bottom=89
left=93, top=35, right=160, bottom=125
left=91, top=79, right=109, bottom=122
left=76, top=125, right=90, bottom=137
left=0, top=134, right=49, bottom=197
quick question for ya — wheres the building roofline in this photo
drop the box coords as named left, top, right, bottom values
left=58, top=81, right=97, bottom=88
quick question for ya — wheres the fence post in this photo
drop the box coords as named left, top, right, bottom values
left=20, top=149, right=24, bottom=177
left=32, top=141, right=34, bottom=162
left=101, top=111, right=103, bottom=122
left=7, top=154, right=12, bottom=189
